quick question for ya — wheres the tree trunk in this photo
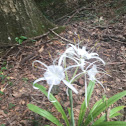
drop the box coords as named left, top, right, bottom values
left=0, top=0, right=55, bottom=46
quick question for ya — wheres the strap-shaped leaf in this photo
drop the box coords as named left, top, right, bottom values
left=83, top=90, right=126, bottom=125
left=89, top=99, right=103, bottom=114
left=93, top=121, right=126, bottom=126
left=27, top=104, right=62, bottom=126
left=78, top=81, right=95, bottom=126
left=34, top=84, right=70, bottom=126
left=94, top=106, right=124, bottom=125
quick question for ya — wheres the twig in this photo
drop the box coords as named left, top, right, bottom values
left=22, top=27, right=58, bottom=44
left=106, top=62, right=126, bottom=65
left=1, top=45, right=19, bottom=59
left=20, top=53, right=35, bottom=65
left=55, top=10, right=75, bottom=22
left=108, top=36, right=126, bottom=44
left=31, top=96, right=42, bottom=104
left=49, top=28, right=74, bottom=44
left=64, top=7, right=95, bottom=25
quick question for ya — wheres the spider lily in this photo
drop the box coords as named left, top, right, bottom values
left=59, top=43, right=105, bottom=71
left=32, top=60, right=78, bottom=102
left=59, top=43, right=106, bottom=107
left=87, top=64, right=110, bottom=90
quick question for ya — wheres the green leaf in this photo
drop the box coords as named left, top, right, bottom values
left=110, top=112, right=122, bottom=118
left=8, top=103, right=15, bottom=109
left=15, top=37, right=19, bottom=41
left=93, top=121, right=126, bottom=126
left=89, top=99, right=103, bottom=114
left=78, top=81, right=95, bottom=126
left=34, top=84, right=70, bottom=126
left=19, top=39, right=23, bottom=44
left=0, top=74, right=6, bottom=80
left=94, top=106, right=125, bottom=125
left=0, top=91, right=4, bottom=95
left=20, top=36, right=27, bottom=40
left=28, top=104, right=62, bottom=126
left=110, top=106, right=124, bottom=118
left=1, top=124, right=5, bottom=126
left=83, top=91, right=126, bottom=125
left=67, top=107, right=71, bottom=119
left=1, top=67, right=7, bottom=71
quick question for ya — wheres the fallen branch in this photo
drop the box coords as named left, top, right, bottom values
left=108, top=36, right=126, bottom=44
left=22, top=27, right=58, bottom=44
left=64, top=7, right=95, bottom=25
left=49, top=28, right=74, bottom=44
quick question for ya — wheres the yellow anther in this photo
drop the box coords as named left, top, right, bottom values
left=34, top=65, right=37, bottom=68
left=48, top=51, right=52, bottom=58
left=88, top=37, right=90, bottom=42
left=73, top=38, right=76, bottom=44
left=77, top=34, right=80, bottom=40
left=97, top=46, right=100, bottom=51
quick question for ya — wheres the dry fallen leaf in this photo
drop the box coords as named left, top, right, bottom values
left=0, top=110, right=6, bottom=117
left=38, top=45, right=44, bottom=53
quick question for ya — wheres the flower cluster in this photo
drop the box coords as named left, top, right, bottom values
left=33, top=42, right=107, bottom=105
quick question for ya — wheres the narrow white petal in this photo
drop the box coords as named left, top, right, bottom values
left=59, top=54, right=79, bottom=66
left=91, top=56, right=105, bottom=65
left=86, top=60, right=100, bottom=70
left=34, top=66, right=47, bottom=71
left=48, top=84, right=56, bottom=102
left=58, top=54, right=66, bottom=66
left=90, top=53, right=99, bottom=56
left=65, top=64, right=81, bottom=71
left=62, top=80, right=78, bottom=94
left=68, top=44, right=78, bottom=52
left=96, top=79, right=105, bottom=92
left=32, top=60, right=48, bottom=68
left=65, top=56, right=80, bottom=64
left=66, top=87, right=69, bottom=96
left=70, top=71, right=85, bottom=83
left=33, top=77, right=45, bottom=89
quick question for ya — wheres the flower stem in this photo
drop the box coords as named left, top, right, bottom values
left=68, top=89, right=75, bottom=126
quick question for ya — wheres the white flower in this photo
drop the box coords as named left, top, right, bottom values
left=69, top=44, right=105, bottom=64
left=87, top=65, right=105, bottom=89
left=59, top=43, right=105, bottom=71
left=33, top=60, right=78, bottom=101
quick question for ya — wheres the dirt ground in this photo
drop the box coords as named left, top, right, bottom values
left=0, top=12, right=126, bottom=126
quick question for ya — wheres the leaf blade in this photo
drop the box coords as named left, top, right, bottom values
left=78, top=81, right=95, bottom=126
left=34, top=84, right=70, bottom=126
left=84, top=91, right=126, bottom=125
left=28, top=104, right=62, bottom=126
left=93, top=121, right=126, bottom=126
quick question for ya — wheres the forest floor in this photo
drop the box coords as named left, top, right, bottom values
left=0, top=6, right=126, bottom=126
